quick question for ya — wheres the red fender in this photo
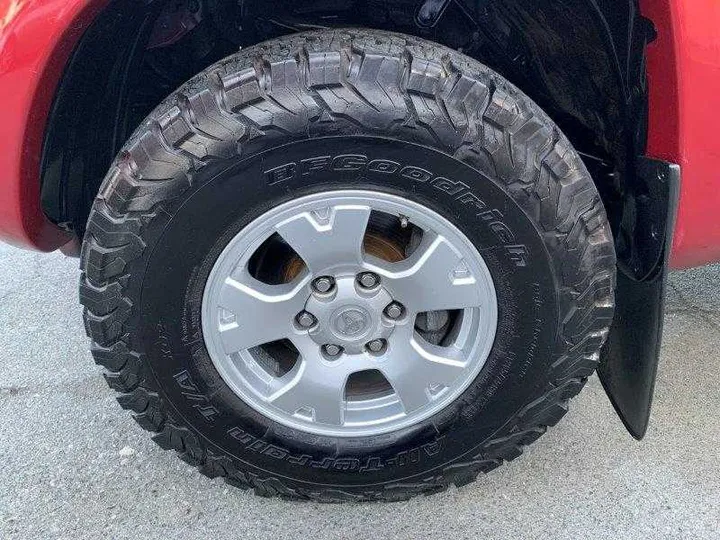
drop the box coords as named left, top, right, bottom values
left=1, top=0, right=720, bottom=270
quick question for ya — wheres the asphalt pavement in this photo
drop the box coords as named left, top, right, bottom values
left=0, top=243, right=718, bottom=539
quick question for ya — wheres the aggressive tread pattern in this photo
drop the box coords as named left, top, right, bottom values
left=80, top=29, right=615, bottom=502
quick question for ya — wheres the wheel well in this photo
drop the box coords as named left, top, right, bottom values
left=40, top=0, right=653, bottom=239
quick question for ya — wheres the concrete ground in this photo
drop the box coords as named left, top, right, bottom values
left=0, top=243, right=718, bottom=540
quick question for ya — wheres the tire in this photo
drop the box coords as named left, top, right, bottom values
left=79, top=28, right=616, bottom=502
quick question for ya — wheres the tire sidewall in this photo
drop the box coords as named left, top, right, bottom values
left=135, top=136, right=559, bottom=487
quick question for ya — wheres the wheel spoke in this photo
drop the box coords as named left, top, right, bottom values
left=366, top=233, right=485, bottom=313
left=380, top=326, right=467, bottom=414
left=216, top=272, right=308, bottom=353
left=275, top=205, right=371, bottom=273
left=269, top=337, right=350, bottom=425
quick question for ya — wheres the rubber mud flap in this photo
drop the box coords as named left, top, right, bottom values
left=598, top=157, right=680, bottom=439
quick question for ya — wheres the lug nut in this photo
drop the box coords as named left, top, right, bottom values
left=357, top=272, right=380, bottom=289
left=385, top=302, right=404, bottom=320
left=296, top=311, right=316, bottom=328
left=366, top=339, right=387, bottom=353
left=323, top=344, right=343, bottom=357
left=312, top=276, right=335, bottom=294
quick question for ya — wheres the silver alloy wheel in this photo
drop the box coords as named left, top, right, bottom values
left=201, top=190, right=498, bottom=437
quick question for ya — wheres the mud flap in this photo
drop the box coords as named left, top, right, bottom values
left=598, top=157, right=681, bottom=439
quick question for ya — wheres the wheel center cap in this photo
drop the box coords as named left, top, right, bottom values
left=332, top=306, right=371, bottom=338
left=304, top=276, right=395, bottom=354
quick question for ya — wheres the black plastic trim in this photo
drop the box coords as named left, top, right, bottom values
left=39, top=0, right=159, bottom=233
left=598, top=157, right=681, bottom=439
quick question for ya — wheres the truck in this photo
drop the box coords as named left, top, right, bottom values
left=0, top=0, right=716, bottom=501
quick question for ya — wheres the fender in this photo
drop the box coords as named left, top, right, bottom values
left=1, top=0, right=714, bottom=264
left=0, top=0, right=109, bottom=251
left=640, top=0, right=720, bottom=270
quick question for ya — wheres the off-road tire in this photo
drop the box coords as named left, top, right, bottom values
left=80, top=28, right=616, bottom=502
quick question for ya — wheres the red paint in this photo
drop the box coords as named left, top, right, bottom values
left=0, top=0, right=719, bottom=269
left=0, top=0, right=108, bottom=251
left=640, top=0, right=720, bottom=268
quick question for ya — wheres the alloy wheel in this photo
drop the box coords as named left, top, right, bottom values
left=201, top=191, right=498, bottom=437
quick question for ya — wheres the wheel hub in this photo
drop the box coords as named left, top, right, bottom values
left=305, top=276, right=396, bottom=355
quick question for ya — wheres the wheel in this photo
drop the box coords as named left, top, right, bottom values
left=80, top=28, right=616, bottom=501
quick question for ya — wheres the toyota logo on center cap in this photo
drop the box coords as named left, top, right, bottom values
left=333, top=308, right=369, bottom=337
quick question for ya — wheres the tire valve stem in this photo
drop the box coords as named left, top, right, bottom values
left=399, top=215, right=409, bottom=229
